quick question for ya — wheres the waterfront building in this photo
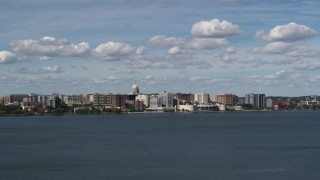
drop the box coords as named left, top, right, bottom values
left=194, top=92, right=210, bottom=105
left=136, top=94, right=150, bottom=107
left=177, top=104, right=195, bottom=112
left=215, top=93, right=235, bottom=106
left=159, top=91, right=174, bottom=108
left=93, top=93, right=109, bottom=106
left=266, top=98, right=273, bottom=108
left=3, top=94, right=30, bottom=105
left=93, top=94, right=126, bottom=109
left=175, top=93, right=194, bottom=104
left=46, top=96, right=62, bottom=109
left=111, top=94, right=126, bottom=109
left=245, top=93, right=266, bottom=108
left=149, top=96, right=163, bottom=109
left=82, top=94, right=94, bottom=104
left=63, top=94, right=83, bottom=106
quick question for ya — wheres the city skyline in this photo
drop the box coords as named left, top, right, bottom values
left=1, top=0, right=320, bottom=96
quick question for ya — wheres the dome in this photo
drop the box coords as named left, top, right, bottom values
left=131, top=82, right=139, bottom=95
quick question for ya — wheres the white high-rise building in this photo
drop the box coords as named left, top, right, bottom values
left=266, top=98, right=273, bottom=108
left=136, top=95, right=150, bottom=107
left=149, top=96, right=163, bottom=109
left=159, top=91, right=174, bottom=108
left=194, top=92, right=210, bottom=105
left=245, top=93, right=266, bottom=108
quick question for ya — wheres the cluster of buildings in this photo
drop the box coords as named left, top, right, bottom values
left=1, top=83, right=319, bottom=112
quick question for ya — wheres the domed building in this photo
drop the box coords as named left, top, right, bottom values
left=131, top=82, right=139, bottom=95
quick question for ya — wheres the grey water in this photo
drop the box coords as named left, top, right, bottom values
left=0, top=111, right=320, bottom=180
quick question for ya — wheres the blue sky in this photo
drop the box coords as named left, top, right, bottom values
left=1, top=0, right=320, bottom=96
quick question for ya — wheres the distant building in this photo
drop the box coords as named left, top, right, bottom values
left=266, top=98, right=273, bottom=108
left=131, top=82, right=139, bottom=95
left=93, top=94, right=126, bottom=109
left=83, top=94, right=94, bottom=104
left=245, top=93, right=266, bottom=108
left=46, top=96, right=62, bottom=109
left=136, top=94, right=150, bottom=107
left=93, top=93, right=110, bottom=106
left=63, top=95, right=83, bottom=106
left=149, top=96, right=163, bottom=109
left=133, top=100, right=144, bottom=111
left=215, top=93, right=236, bottom=106
left=159, top=91, right=174, bottom=108
left=177, top=104, right=195, bottom=112
left=194, top=92, right=210, bottom=105
left=111, top=94, right=126, bottom=108
left=175, top=93, right=194, bottom=104
left=3, top=94, right=30, bottom=105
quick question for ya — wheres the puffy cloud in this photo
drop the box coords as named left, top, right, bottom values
left=225, top=47, right=237, bottom=54
left=255, top=23, right=317, bottom=42
left=11, top=66, right=64, bottom=74
left=189, top=76, right=206, bottom=82
left=125, top=60, right=168, bottom=69
left=251, top=42, right=293, bottom=54
left=136, top=46, right=146, bottom=55
left=148, top=35, right=227, bottom=51
left=240, top=56, right=267, bottom=65
left=295, top=63, right=320, bottom=70
left=167, top=46, right=182, bottom=55
left=286, top=47, right=320, bottom=58
left=144, top=75, right=154, bottom=80
left=186, top=38, right=228, bottom=49
left=148, top=35, right=186, bottom=48
left=11, top=36, right=90, bottom=57
left=221, top=54, right=237, bottom=63
left=0, top=51, right=18, bottom=64
left=92, top=41, right=136, bottom=61
left=191, top=19, right=242, bottom=38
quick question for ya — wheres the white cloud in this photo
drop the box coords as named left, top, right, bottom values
left=148, top=35, right=186, bottom=48
left=125, top=60, right=168, bottom=69
left=191, top=18, right=242, bottom=38
left=92, top=41, right=136, bottom=61
left=186, top=38, right=228, bottom=50
left=136, top=46, right=146, bottom=55
left=255, top=23, right=317, bottom=42
left=251, top=42, right=293, bottom=54
left=167, top=46, right=182, bottom=55
left=295, top=63, right=320, bottom=70
left=144, top=75, right=154, bottom=80
left=189, top=76, right=206, bottom=82
left=0, top=51, right=18, bottom=64
left=240, top=56, right=267, bottom=65
left=148, top=35, right=227, bottom=51
left=11, top=36, right=90, bottom=57
left=286, top=47, right=320, bottom=58
left=221, top=54, right=236, bottom=63
left=225, top=47, right=237, bottom=54
left=11, top=66, right=64, bottom=74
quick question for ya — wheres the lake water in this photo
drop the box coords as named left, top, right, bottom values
left=0, top=111, right=320, bottom=180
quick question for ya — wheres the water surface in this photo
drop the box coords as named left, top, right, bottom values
left=1, top=111, right=320, bottom=180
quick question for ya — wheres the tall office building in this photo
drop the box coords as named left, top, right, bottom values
left=159, top=91, right=174, bottom=108
left=149, top=96, right=163, bottom=109
left=194, top=92, right=210, bottom=105
left=245, top=93, right=266, bottom=108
